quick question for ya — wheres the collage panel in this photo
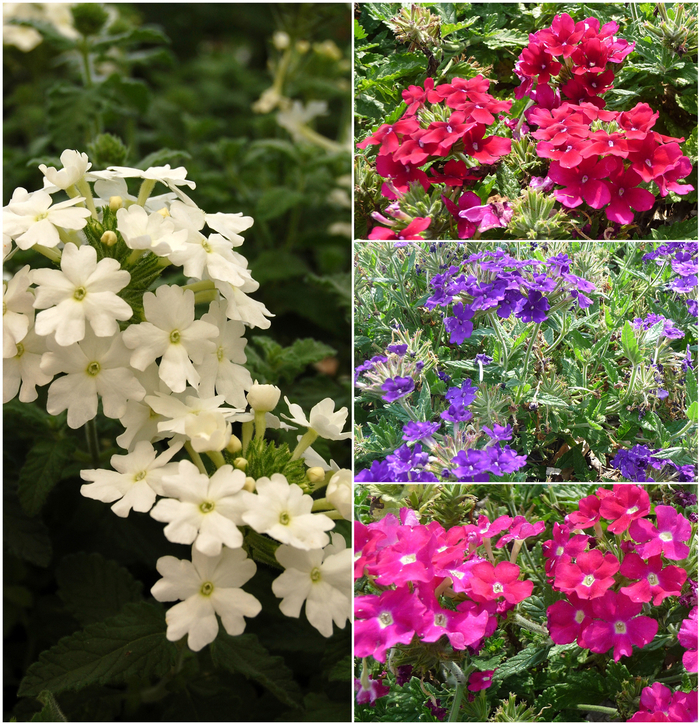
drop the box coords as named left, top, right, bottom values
left=354, top=3, right=697, bottom=242
left=353, top=483, right=698, bottom=722
left=353, top=241, right=698, bottom=483
left=4, top=3, right=352, bottom=722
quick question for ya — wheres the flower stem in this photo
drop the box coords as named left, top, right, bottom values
left=519, top=323, right=541, bottom=394
left=184, top=442, right=207, bottom=475
left=34, top=245, right=62, bottom=264
left=291, top=428, right=319, bottom=461
left=137, top=178, right=157, bottom=206
left=513, top=613, right=549, bottom=636
left=205, top=450, right=226, bottom=469
left=85, top=417, right=100, bottom=467
left=576, top=704, right=618, bottom=715
left=488, top=312, right=510, bottom=373
left=241, top=421, right=254, bottom=455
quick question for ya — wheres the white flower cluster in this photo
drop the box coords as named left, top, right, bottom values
left=3, top=149, right=352, bottom=651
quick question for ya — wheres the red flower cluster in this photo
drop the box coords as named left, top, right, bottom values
left=358, top=75, right=513, bottom=239
left=628, top=682, right=698, bottom=722
left=516, top=13, right=693, bottom=225
left=544, top=485, right=692, bottom=663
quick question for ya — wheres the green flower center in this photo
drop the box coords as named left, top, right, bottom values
left=400, top=553, right=416, bottom=565
left=217, top=346, right=225, bottom=361
left=133, top=471, right=147, bottom=482
left=86, top=361, right=101, bottom=376
left=15, top=342, right=25, bottom=358
left=279, top=511, right=291, bottom=526
left=614, top=621, right=626, bottom=634
left=583, top=574, right=596, bottom=587
left=310, top=567, right=322, bottom=583
left=169, top=329, right=181, bottom=344
left=200, top=581, right=215, bottom=597
left=200, top=500, right=215, bottom=514
left=35, top=211, right=49, bottom=222
left=492, top=582, right=504, bottom=594
left=202, top=240, right=212, bottom=253
left=659, top=531, right=673, bottom=542
left=575, top=610, right=586, bottom=624
left=73, top=286, right=87, bottom=301
left=647, top=573, right=659, bottom=586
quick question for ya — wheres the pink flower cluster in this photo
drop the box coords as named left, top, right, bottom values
left=628, top=682, right=698, bottom=722
left=544, top=485, right=693, bottom=664
left=354, top=507, right=539, bottom=666
left=358, top=75, right=513, bottom=240
left=517, top=13, right=693, bottom=224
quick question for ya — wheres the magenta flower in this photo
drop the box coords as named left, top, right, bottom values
left=355, top=676, right=390, bottom=706
left=495, top=516, right=546, bottom=548
left=368, top=216, right=432, bottom=241
left=542, top=522, right=589, bottom=576
left=354, top=588, right=424, bottom=662
left=581, top=590, right=658, bottom=662
left=599, top=484, right=651, bottom=534
left=581, top=130, right=629, bottom=160
left=460, top=201, right=512, bottom=232
left=566, top=494, right=602, bottom=530
left=416, top=587, right=489, bottom=649
left=468, top=560, right=533, bottom=604
left=678, top=606, right=698, bottom=674
left=654, top=156, right=695, bottom=197
left=620, top=553, right=688, bottom=605
left=401, top=77, right=435, bottom=115
left=627, top=137, right=683, bottom=184
left=547, top=592, right=595, bottom=645
left=468, top=670, right=495, bottom=692
left=375, top=154, right=430, bottom=200
left=629, top=505, right=692, bottom=560
left=420, top=112, right=474, bottom=154
left=571, top=37, right=609, bottom=74
left=549, top=157, right=617, bottom=209
left=463, top=125, right=512, bottom=165
left=630, top=682, right=698, bottom=722
left=373, top=525, right=436, bottom=586
left=519, top=42, right=562, bottom=84
left=357, top=118, right=420, bottom=155
left=603, top=167, right=656, bottom=225
left=618, top=102, right=659, bottom=140
left=539, top=13, right=583, bottom=58
left=554, top=549, right=619, bottom=599
left=442, top=191, right=482, bottom=239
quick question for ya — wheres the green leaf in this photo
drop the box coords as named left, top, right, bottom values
left=255, top=188, right=306, bottom=221
left=687, top=400, right=698, bottom=423
left=536, top=392, right=569, bottom=408
left=354, top=19, right=368, bottom=39
left=496, top=162, right=520, bottom=200
left=492, top=644, right=551, bottom=683
left=650, top=218, right=698, bottom=240
left=621, top=320, right=644, bottom=365
left=3, top=399, right=55, bottom=437
left=18, top=602, right=177, bottom=698
left=31, top=691, right=66, bottom=722
left=18, top=437, right=77, bottom=517
left=251, top=250, right=309, bottom=283
left=250, top=337, right=337, bottom=384
left=136, top=148, right=191, bottom=169
left=210, top=632, right=303, bottom=710
left=56, top=553, right=144, bottom=626
left=3, top=487, right=52, bottom=567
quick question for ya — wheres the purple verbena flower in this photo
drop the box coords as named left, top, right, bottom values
left=381, top=376, right=415, bottom=402
left=386, top=344, right=408, bottom=356
left=482, top=423, right=513, bottom=442
left=516, top=290, right=550, bottom=324
left=403, top=420, right=440, bottom=442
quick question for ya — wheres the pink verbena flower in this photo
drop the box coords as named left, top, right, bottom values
left=620, top=553, right=687, bottom=605
left=629, top=682, right=698, bottom=722
left=547, top=592, right=595, bottom=645
left=678, top=606, right=698, bottom=674
left=554, top=549, right=619, bottom=599
left=603, top=166, right=655, bottom=225
left=495, top=516, right=546, bottom=548
left=542, top=522, right=589, bottom=576
left=468, top=670, right=495, bottom=692
left=566, top=494, right=602, bottom=530
left=355, top=675, right=390, bottom=705
left=629, top=505, right=692, bottom=560
left=373, top=525, right=436, bottom=585
left=468, top=560, right=533, bottom=604
left=599, top=484, right=651, bottom=534
left=581, top=590, right=658, bottom=662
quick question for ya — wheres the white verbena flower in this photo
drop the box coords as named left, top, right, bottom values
left=3, top=324, right=52, bottom=403
left=271, top=532, right=352, bottom=637
left=40, top=329, right=146, bottom=428
left=3, top=187, right=92, bottom=249
left=326, top=469, right=352, bottom=521
left=116, top=364, right=170, bottom=450
left=241, top=474, right=334, bottom=550
left=214, top=279, right=274, bottom=329
left=80, top=440, right=182, bottom=517
left=205, top=212, right=254, bottom=247
left=282, top=396, right=351, bottom=440
left=3, top=264, right=34, bottom=358
left=246, top=382, right=281, bottom=413
left=151, top=460, right=248, bottom=556
left=32, top=243, right=132, bottom=347
left=122, top=285, right=218, bottom=393
left=151, top=546, right=261, bottom=651
left=116, top=204, right=187, bottom=256
left=38, top=150, right=91, bottom=190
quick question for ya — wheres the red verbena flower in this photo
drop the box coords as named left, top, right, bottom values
left=599, top=484, right=651, bottom=534
left=629, top=505, right=692, bottom=561
left=619, top=552, right=688, bottom=605
left=554, top=549, right=619, bottom=599
left=547, top=592, right=595, bottom=644
left=468, top=560, right=533, bottom=604
left=602, top=166, right=655, bottom=225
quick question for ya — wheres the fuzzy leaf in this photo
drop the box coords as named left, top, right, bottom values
left=210, top=632, right=303, bottom=710
left=621, top=320, right=644, bottom=365
left=18, top=602, right=176, bottom=698
left=18, top=437, right=76, bottom=517
left=492, top=644, right=551, bottom=683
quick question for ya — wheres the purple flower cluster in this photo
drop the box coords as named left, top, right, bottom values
left=355, top=444, right=439, bottom=482
left=642, top=242, right=698, bottom=312
left=381, top=376, right=415, bottom=402
left=451, top=445, right=527, bottom=482
left=612, top=444, right=697, bottom=483
left=426, top=249, right=597, bottom=344
left=632, top=313, right=685, bottom=340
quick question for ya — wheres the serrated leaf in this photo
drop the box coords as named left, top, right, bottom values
left=537, top=392, right=569, bottom=408
left=31, top=691, right=66, bottom=722
left=621, top=320, right=644, bottom=365
left=3, top=487, right=52, bottom=567
left=3, top=399, right=54, bottom=436
left=18, top=602, right=176, bottom=698
left=56, top=553, right=143, bottom=626
left=492, top=644, right=551, bottom=683
left=354, top=19, right=368, bottom=39
left=328, top=655, right=352, bottom=681
left=650, top=218, right=699, bottom=240
left=210, top=632, right=303, bottom=710
left=18, top=437, right=76, bottom=517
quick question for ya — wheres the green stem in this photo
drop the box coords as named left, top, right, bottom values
left=291, top=429, right=319, bottom=461
left=516, top=323, right=541, bottom=402
left=488, top=312, right=510, bottom=373
left=241, top=420, right=254, bottom=455
left=669, top=418, right=696, bottom=441
left=137, top=178, right=157, bottom=206
left=194, top=290, right=218, bottom=306
left=184, top=442, right=207, bottom=475
left=513, top=613, right=549, bottom=636
left=76, top=177, right=98, bottom=220
left=448, top=683, right=465, bottom=722
left=33, top=245, right=62, bottom=264
left=576, top=704, right=618, bottom=715
left=254, top=410, right=267, bottom=440
left=205, top=450, right=226, bottom=469
left=85, top=418, right=100, bottom=467
left=183, top=280, right=216, bottom=294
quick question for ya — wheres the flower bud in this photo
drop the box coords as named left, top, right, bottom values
left=243, top=476, right=256, bottom=492
left=100, top=230, right=118, bottom=246
left=109, top=196, right=123, bottom=211
left=247, top=382, right=281, bottom=412
left=71, top=3, right=109, bottom=36
left=326, top=469, right=352, bottom=520
left=234, top=457, right=247, bottom=471
left=306, top=467, right=325, bottom=484
left=296, top=40, right=310, bottom=54
left=226, top=434, right=242, bottom=454
left=272, top=31, right=290, bottom=50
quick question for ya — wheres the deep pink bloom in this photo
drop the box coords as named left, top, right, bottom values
left=629, top=505, right=692, bottom=560
left=442, top=191, right=482, bottom=240
left=496, top=516, right=546, bottom=548
left=420, top=112, right=474, bottom=154
left=373, top=525, right=437, bottom=585
left=549, top=157, right=618, bottom=209
left=619, top=553, right=688, bottom=605
left=468, top=670, right=495, bottom=692
left=460, top=201, right=513, bottom=232
left=581, top=590, right=658, bottom=662
left=402, top=77, right=435, bottom=115
left=603, top=166, right=655, bottom=225
left=462, top=125, right=512, bottom=165
left=566, top=494, right=602, bottom=529
left=375, top=154, right=430, bottom=200
left=355, top=588, right=425, bottom=662
left=539, top=13, right=583, bottom=58
left=572, top=38, right=609, bottom=74
left=355, top=676, right=390, bottom=706
left=631, top=682, right=698, bottom=722
left=431, top=160, right=480, bottom=187
left=474, top=514, right=513, bottom=539
left=627, top=138, right=683, bottom=184
left=519, top=42, right=562, bottom=84
left=653, top=156, right=694, bottom=197
left=547, top=592, right=595, bottom=644
left=436, top=76, right=491, bottom=109
left=618, top=103, right=659, bottom=140
left=536, top=137, right=589, bottom=169
left=357, top=118, right=420, bottom=155
left=368, top=216, right=432, bottom=241
left=468, top=560, right=533, bottom=604
left=554, top=549, right=619, bottom=599
left=678, top=606, right=698, bottom=673
left=599, top=484, right=651, bottom=534
left=542, top=522, right=589, bottom=576
left=581, top=130, right=629, bottom=159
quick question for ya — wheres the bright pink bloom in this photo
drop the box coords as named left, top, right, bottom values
left=549, top=157, right=617, bottom=209
left=566, top=494, right=602, bottom=529
left=603, top=166, right=655, bottom=225
left=519, top=42, right=562, bottom=84
left=375, top=154, right=430, bottom=200
left=581, top=130, right=629, bottom=159
left=542, top=522, right=589, bottom=576
left=539, top=13, right=583, bottom=58
left=357, top=118, right=420, bottom=155
left=355, top=588, right=425, bottom=662
left=618, top=103, right=659, bottom=140
left=547, top=592, right=595, bottom=644
left=420, top=113, right=475, bottom=155
left=392, top=131, right=442, bottom=166
left=555, top=549, right=619, bottom=599
left=495, top=516, right=546, bottom=548
left=368, top=216, right=431, bottom=241
left=536, top=137, right=589, bottom=168
left=653, top=156, right=694, bottom=197
left=431, top=160, right=481, bottom=187
left=402, top=77, right=435, bottom=115
left=355, top=676, right=390, bottom=706
left=436, top=76, right=491, bottom=109
left=581, top=590, right=658, bottom=662
left=468, top=670, right=495, bottom=692
left=619, top=553, right=687, bottom=605
left=373, top=525, right=437, bottom=585
left=442, top=191, right=482, bottom=240
left=627, top=138, right=683, bottom=184
left=468, top=560, right=533, bottom=604
left=630, top=682, right=698, bottom=722
left=678, top=606, right=698, bottom=673
left=572, top=38, right=609, bottom=74
left=629, top=505, right=692, bottom=560
left=599, top=484, right=651, bottom=534
left=460, top=201, right=513, bottom=232
left=462, top=125, right=512, bottom=165
left=474, top=514, right=513, bottom=539
left=355, top=521, right=389, bottom=579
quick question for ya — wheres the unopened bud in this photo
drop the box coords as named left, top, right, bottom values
left=226, top=434, right=242, bottom=454
left=109, top=196, right=123, bottom=211
left=243, top=476, right=256, bottom=492
left=247, top=382, right=281, bottom=413
left=313, top=40, right=342, bottom=61
left=296, top=40, right=310, bottom=54
left=272, top=31, right=290, bottom=50
left=100, top=230, right=118, bottom=246
left=306, top=467, right=325, bottom=484
left=234, top=457, right=247, bottom=471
